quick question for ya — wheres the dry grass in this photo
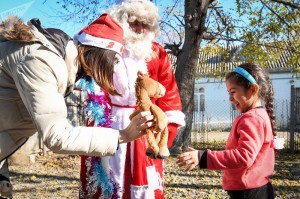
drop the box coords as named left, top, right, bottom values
left=7, top=144, right=300, bottom=199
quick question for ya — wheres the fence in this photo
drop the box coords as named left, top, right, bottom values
left=191, top=99, right=300, bottom=153
left=64, top=91, right=299, bottom=153
left=15, top=91, right=298, bottom=165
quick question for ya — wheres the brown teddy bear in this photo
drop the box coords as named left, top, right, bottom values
left=130, top=72, right=170, bottom=159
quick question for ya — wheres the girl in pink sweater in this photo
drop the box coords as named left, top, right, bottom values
left=177, top=63, right=277, bottom=199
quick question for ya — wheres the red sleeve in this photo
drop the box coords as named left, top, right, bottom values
left=147, top=42, right=184, bottom=148
left=148, top=42, right=182, bottom=112
left=167, top=123, right=180, bottom=148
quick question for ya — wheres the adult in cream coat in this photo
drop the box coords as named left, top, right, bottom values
left=0, top=14, right=153, bottom=198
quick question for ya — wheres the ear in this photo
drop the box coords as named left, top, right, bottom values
left=251, top=83, right=259, bottom=95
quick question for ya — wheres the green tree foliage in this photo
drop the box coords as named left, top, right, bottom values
left=234, top=0, right=300, bottom=67
left=161, top=0, right=299, bottom=67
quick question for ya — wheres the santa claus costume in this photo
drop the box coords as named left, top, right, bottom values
left=107, top=1, right=185, bottom=198
left=79, top=0, right=185, bottom=198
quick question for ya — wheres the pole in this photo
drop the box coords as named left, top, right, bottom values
left=290, top=85, right=295, bottom=154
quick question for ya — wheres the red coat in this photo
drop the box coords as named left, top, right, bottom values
left=207, top=108, right=275, bottom=190
left=147, top=42, right=183, bottom=146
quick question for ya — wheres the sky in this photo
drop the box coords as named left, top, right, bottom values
left=0, top=0, right=94, bottom=37
left=0, top=0, right=179, bottom=38
left=0, top=0, right=235, bottom=40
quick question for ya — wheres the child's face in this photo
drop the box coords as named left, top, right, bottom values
left=226, top=78, right=260, bottom=113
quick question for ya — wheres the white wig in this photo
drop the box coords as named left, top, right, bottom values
left=106, top=0, right=161, bottom=59
left=106, top=0, right=161, bottom=38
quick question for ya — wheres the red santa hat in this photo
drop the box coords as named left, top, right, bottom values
left=74, top=13, right=124, bottom=55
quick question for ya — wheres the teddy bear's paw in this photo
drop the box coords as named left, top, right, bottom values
left=146, top=149, right=160, bottom=159
left=146, top=149, right=153, bottom=157
left=146, top=153, right=157, bottom=159
left=157, top=147, right=170, bottom=159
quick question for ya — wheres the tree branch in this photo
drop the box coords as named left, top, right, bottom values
left=160, top=21, right=183, bottom=43
left=173, top=14, right=185, bottom=27
left=260, top=0, right=291, bottom=29
left=270, top=0, right=300, bottom=9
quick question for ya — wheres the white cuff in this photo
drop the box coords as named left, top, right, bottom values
left=165, top=110, right=185, bottom=126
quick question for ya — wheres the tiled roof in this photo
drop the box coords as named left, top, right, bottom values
left=168, top=43, right=299, bottom=77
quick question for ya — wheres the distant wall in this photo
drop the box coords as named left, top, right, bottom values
left=193, top=72, right=299, bottom=130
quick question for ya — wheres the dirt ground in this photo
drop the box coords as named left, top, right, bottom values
left=6, top=149, right=300, bottom=199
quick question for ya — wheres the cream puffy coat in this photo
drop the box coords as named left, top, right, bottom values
left=0, top=17, right=119, bottom=161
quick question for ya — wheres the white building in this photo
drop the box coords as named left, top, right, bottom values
left=194, top=70, right=300, bottom=131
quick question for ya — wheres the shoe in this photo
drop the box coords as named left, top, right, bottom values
left=0, top=180, right=12, bottom=198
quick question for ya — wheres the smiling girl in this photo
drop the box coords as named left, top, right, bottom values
left=176, top=62, right=278, bottom=199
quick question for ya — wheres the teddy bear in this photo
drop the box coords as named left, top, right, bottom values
left=130, top=72, right=170, bottom=159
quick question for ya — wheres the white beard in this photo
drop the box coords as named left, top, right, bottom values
left=123, top=28, right=155, bottom=60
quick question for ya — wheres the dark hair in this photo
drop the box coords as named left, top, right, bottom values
left=225, top=62, right=277, bottom=136
left=76, top=44, right=121, bottom=96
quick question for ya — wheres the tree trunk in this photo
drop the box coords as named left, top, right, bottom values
left=171, top=0, right=212, bottom=153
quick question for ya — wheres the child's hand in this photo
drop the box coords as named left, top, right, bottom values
left=176, top=147, right=200, bottom=171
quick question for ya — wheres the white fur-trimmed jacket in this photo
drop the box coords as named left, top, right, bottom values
left=0, top=17, right=119, bottom=161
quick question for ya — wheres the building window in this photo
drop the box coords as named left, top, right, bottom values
left=200, top=94, right=205, bottom=111
left=194, top=87, right=205, bottom=112
left=199, top=87, right=205, bottom=93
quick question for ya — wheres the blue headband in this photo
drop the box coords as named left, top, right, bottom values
left=233, top=67, right=256, bottom=84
